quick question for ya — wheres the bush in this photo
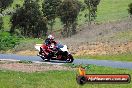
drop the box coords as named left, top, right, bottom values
left=0, top=32, right=19, bottom=50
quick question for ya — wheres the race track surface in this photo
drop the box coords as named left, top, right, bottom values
left=0, top=54, right=132, bottom=69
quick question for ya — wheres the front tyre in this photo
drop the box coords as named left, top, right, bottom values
left=66, top=54, right=74, bottom=63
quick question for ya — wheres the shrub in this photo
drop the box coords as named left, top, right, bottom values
left=0, top=32, right=19, bottom=50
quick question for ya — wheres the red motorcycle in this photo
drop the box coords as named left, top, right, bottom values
left=35, top=43, right=74, bottom=63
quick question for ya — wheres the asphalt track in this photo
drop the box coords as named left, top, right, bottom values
left=0, top=54, right=132, bottom=69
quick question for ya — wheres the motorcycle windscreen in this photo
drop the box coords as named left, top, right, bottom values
left=60, top=45, right=68, bottom=51
left=56, top=43, right=64, bottom=48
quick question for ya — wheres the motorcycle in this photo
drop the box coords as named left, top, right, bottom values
left=35, top=43, right=74, bottom=63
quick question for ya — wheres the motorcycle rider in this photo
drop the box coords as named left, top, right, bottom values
left=45, top=34, right=57, bottom=46
left=38, top=35, right=57, bottom=59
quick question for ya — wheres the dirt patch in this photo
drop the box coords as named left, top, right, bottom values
left=0, top=60, right=74, bottom=73
left=74, top=42, right=132, bottom=56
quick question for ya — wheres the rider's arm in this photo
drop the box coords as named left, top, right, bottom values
left=52, top=40, right=57, bottom=45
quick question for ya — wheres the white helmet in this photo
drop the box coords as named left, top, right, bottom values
left=48, top=35, right=54, bottom=39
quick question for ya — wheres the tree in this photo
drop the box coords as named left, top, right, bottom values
left=84, top=0, right=100, bottom=22
left=0, top=0, right=13, bottom=13
left=42, top=0, right=62, bottom=32
left=128, top=3, right=132, bottom=18
left=10, top=0, right=48, bottom=38
left=58, top=0, right=80, bottom=37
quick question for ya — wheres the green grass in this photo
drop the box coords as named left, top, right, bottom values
left=96, top=0, right=131, bottom=22
left=0, top=65, right=132, bottom=88
left=75, top=53, right=132, bottom=62
left=77, top=0, right=132, bottom=25
left=18, top=60, right=33, bottom=64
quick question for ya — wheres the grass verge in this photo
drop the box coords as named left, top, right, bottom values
left=0, top=65, right=132, bottom=88
left=18, top=60, right=33, bottom=64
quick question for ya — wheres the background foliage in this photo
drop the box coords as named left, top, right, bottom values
left=42, top=0, right=62, bottom=31
left=0, top=32, right=19, bottom=50
left=58, top=0, right=81, bottom=37
left=10, top=0, right=48, bottom=38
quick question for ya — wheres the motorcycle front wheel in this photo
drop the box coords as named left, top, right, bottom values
left=66, top=54, right=74, bottom=63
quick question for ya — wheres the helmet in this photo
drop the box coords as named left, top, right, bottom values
left=48, top=35, right=54, bottom=39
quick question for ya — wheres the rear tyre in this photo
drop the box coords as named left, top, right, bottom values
left=66, top=54, right=74, bottom=63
